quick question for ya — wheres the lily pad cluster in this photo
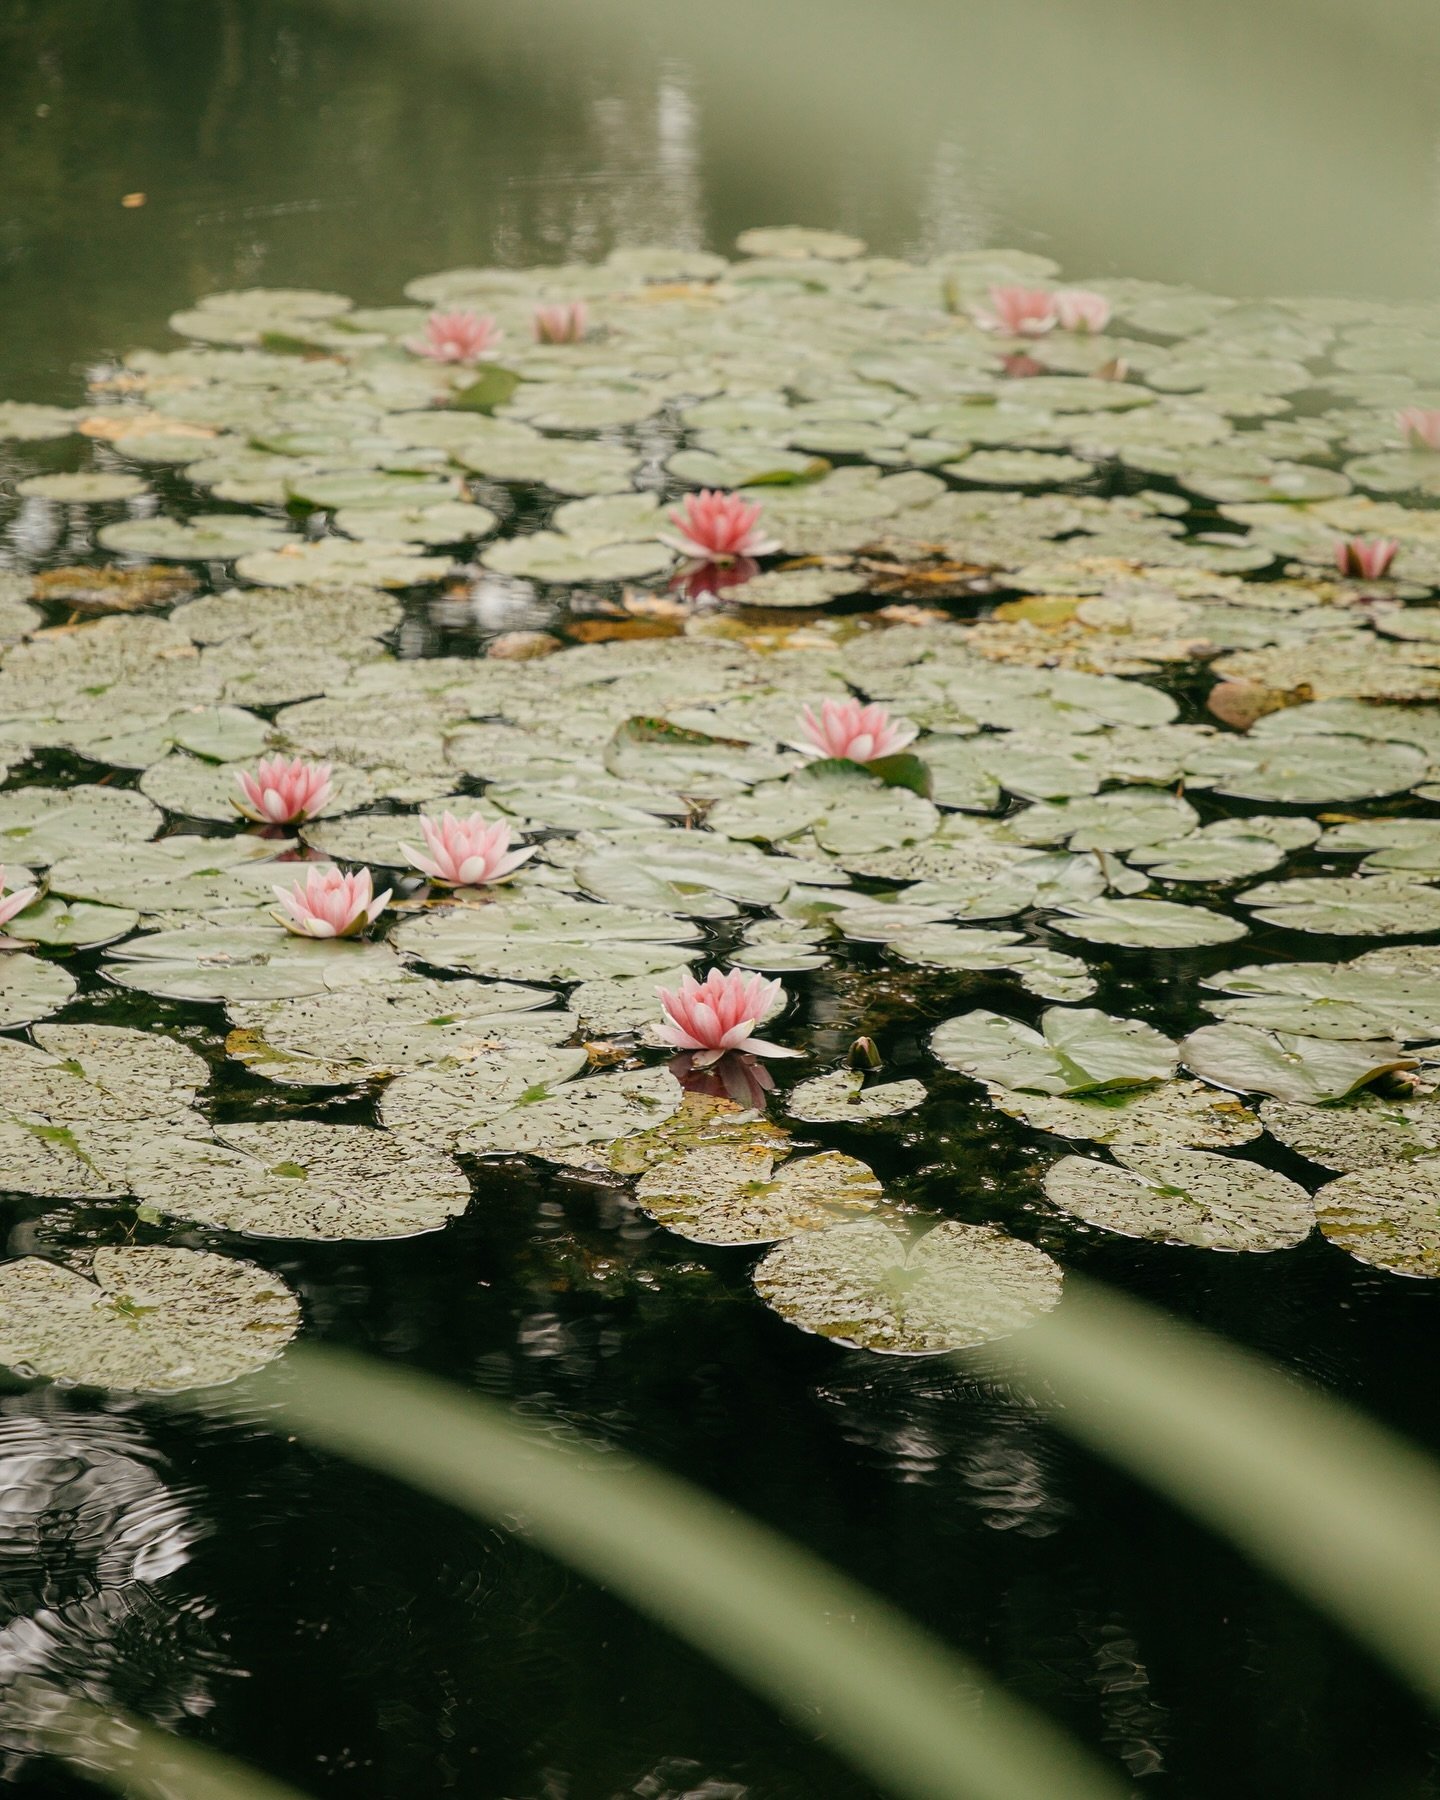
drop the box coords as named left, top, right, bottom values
left=9, top=231, right=1440, bottom=1384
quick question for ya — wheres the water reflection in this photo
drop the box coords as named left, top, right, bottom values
left=0, top=1400, right=223, bottom=1757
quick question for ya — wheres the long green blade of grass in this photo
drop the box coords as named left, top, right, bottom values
left=227, top=1345, right=1127, bottom=1800
left=998, top=1278, right=1440, bottom=1707
left=13, top=1688, right=312, bottom=1800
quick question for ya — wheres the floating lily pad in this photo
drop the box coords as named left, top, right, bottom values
left=0, top=954, right=76, bottom=1028
left=931, top=1006, right=1176, bottom=1095
left=1051, top=896, right=1247, bottom=950
left=0, top=403, right=78, bottom=440
left=1314, top=1160, right=1440, bottom=1277
left=1260, top=1093, right=1440, bottom=1172
left=635, top=1145, right=883, bottom=1245
left=1237, top=876, right=1440, bottom=936
left=393, top=896, right=698, bottom=983
left=948, top=450, right=1096, bottom=486
left=104, top=923, right=402, bottom=1002
left=6, top=898, right=140, bottom=949
left=887, top=926, right=1097, bottom=1001
left=481, top=532, right=674, bottom=584
left=17, top=472, right=149, bottom=502
left=986, top=1078, right=1261, bottom=1148
left=97, top=515, right=292, bottom=561
left=0, top=787, right=162, bottom=868
left=1044, top=1148, right=1312, bottom=1252
left=49, top=835, right=295, bottom=916
left=784, top=1071, right=926, bottom=1123
left=754, top=1219, right=1063, bottom=1355
left=0, top=1247, right=299, bottom=1392
left=1181, top=1022, right=1414, bottom=1103
left=1183, top=732, right=1427, bottom=804
left=227, top=973, right=575, bottom=1085
left=235, top=537, right=454, bottom=588
left=736, top=227, right=866, bottom=260
left=118, top=1122, right=470, bottom=1240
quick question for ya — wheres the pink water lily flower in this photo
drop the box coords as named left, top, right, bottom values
left=1398, top=407, right=1440, bottom=451
left=656, top=968, right=801, bottom=1066
left=533, top=301, right=588, bottom=344
left=662, top=490, right=780, bottom=563
left=0, top=866, right=38, bottom=932
left=272, top=865, right=390, bottom=939
left=975, top=285, right=1058, bottom=336
left=1053, top=288, right=1112, bottom=333
left=235, top=755, right=334, bottom=825
left=399, top=810, right=535, bottom=887
left=1335, top=536, right=1399, bottom=579
left=800, top=697, right=918, bottom=764
left=405, top=309, right=504, bottom=364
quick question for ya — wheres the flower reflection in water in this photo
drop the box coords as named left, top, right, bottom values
left=668, top=554, right=759, bottom=604
left=669, top=1049, right=776, bottom=1111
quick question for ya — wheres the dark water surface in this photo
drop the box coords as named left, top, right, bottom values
left=2, top=6, right=1440, bottom=1799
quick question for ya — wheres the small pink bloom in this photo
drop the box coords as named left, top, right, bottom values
left=405, top=309, right=504, bottom=364
left=272, top=865, right=390, bottom=939
left=656, top=967, right=801, bottom=1066
left=1053, top=288, right=1112, bottom=333
left=1334, top=536, right=1399, bottom=580
left=662, top=490, right=780, bottom=563
left=975, top=285, right=1057, bottom=336
left=0, top=866, right=39, bottom=932
left=799, top=697, right=917, bottom=764
left=532, top=302, right=588, bottom=344
left=1398, top=407, right=1440, bottom=451
left=234, top=756, right=334, bottom=825
left=399, top=811, right=535, bottom=887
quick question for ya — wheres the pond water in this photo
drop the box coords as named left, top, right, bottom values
left=4, top=7, right=1440, bottom=1800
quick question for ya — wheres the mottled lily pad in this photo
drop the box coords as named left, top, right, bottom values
left=118, top=1122, right=470, bottom=1240
left=1044, top=1148, right=1312, bottom=1252
left=784, top=1071, right=927, bottom=1123
left=986, top=1078, right=1261, bottom=1148
left=0, top=1247, right=299, bottom=1391
left=635, top=1146, right=883, bottom=1246
left=754, top=1219, right=1063, bottom=1355
left=0, top=954, right=76, bottom=1028
left=1315, top=1160, right=1440, bottom=1277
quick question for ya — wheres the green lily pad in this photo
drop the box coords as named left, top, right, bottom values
left=235, top=537, right=454, bottom=588
left=6, top=898, right=140, bottom=949
left=117, top=1121, right=470, bottom=1240
left=1051, top=896, right=1248, bottom=950
left=1005, top=790, right=1198, bottom=852
left=481, top=532, right=674, bottom=584
left=104, top=923, right=402, bottom=1002
left=0, top=787, right=162, bottom=868
left=887, top=926, right=1096, bottom=1001
left=49, top=835, right=296, bottom=916
left=1181, top=1022, right=1414, bottom=1103
left=0, top=954, right=76, bottom=1028
left=736, top=227, right=866, bottom=260
left=1237, top=876, right=1440, bottom=936
left=931, top=1006, right=1177, bottom=1095
left=1044, top=1148, right=1312, bottom=1252
left=635, top=1145, right=883, bottom=1246
left=0, top=1247, right=298, bottom=1392
left=986, top=1078, right=1261, bottom=1148
left=1260, top=1093, right=1440, bottom=1173
left=17, top=472, right=149, bottom=502
left=1183, top=733, right=1427, bottom=803
left=97, top=515, right=292, bottom=561
left=784, top=1071, right=926, bottom=1123
left=1315, top=1160, right=1440, bottom=1277
left=754, top=1219, right=1063, bottom=1355
left=227, top=973, right=576, bottom=1085
left=393, top=895, right=698, bottom=983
